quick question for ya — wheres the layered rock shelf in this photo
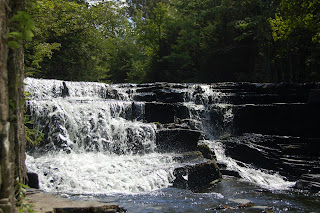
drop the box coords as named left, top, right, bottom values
left=128, top=82, right=320, bottom=192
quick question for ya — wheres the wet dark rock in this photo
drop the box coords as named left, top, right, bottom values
left=213, top=82, right=319, bottom=104
left=133, top=93, right=156, bottom=102
left=295, top=174, right=320, bottom=191
left=232, top=104, right=320, bottom=137
left=61, top=82, right=69, bottom=98
left=220, top=170, right=241, bottom=178
left=308, top=89, right=320, bottom=104
left=172, top=160, right=221, bottom=191
left=174, top=104, right=190, bottom=120
left=221, top=134, right=320, bottom=181
left=27, top=172, right=39, bottom=189
left=50, top=205, right=127, bottom=213
left=156, top=129, right=201, bottom=152
left=179, top=119, right=198, bottom=130
left=197, top=144, right=216, bottom=160
left=173, top=151, right=206, bottom=163
left=156, top=89, right=185, bottom=103
left=144, top=103, right=175, bottom=124
left=134, top=83, right=185, bottom=103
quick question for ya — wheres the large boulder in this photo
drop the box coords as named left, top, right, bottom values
left=172, top=161, right=221, bottom=191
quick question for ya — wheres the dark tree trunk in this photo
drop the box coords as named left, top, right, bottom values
left=0, top=0, right=26, bottom=212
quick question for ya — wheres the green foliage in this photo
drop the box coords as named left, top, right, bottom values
left=25, top=0, right=112, bottom=82
left=24, top=92, right=44, bottom=148
left=269, top=0, right=320, bottom=81
left=24, top=113, right=44, bottom=148
left=15, top=177, right=34, bottom=213
left=8, top=11, right=35, bottom=49
left=24, top=0, right=320, bottom=83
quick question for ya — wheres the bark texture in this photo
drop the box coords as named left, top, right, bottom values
left=0, top=0, right=26, bottom=212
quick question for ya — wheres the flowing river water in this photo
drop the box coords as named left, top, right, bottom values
left=25, top=78, right=320, bottom=212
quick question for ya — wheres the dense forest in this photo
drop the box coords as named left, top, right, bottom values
left=23, top=0, right=320, bottom=83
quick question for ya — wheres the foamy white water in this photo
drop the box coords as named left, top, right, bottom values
left=26, top=152, right=176, bottom=194
left=25, top=78, right=154, bottom=154
left=25, top=78, right=177, bottom=194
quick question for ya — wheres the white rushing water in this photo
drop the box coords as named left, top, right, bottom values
left=25, top=78, right=177, bottom=194
left=26, top=152, right=176, bottom=194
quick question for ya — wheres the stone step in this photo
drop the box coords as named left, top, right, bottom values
left=156, top=129, right=202, bottom=153
left=231, top=103, right=320, bottom=137
left=144, top=102, right=189, bottom=124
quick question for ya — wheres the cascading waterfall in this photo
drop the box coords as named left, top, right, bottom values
left=183, top=84, right=295, bottom=190
left=25, top=78, right=295, bottom=195
left=25, top=78, right=176, bottom=194
left=24, top=79, right=319, bottom=212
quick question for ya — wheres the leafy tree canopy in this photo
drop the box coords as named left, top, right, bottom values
left=24, top=0, right=320, bottom=83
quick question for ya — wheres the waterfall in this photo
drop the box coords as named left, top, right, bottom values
left=25, top=78, right=294, bottom=195
left=25, top=78, right=176, bottom=194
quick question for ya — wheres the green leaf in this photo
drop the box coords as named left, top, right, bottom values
left=24, top=30, right=34, bottom=41
left=8, top=31, right=23, bottom=38
left=8, top=40, right=21, bottom=49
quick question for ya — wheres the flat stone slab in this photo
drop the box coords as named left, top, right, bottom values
left=23, top=189, right=122, bottom=213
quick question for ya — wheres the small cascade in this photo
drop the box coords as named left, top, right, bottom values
left=183, top=84, right=295, bottom=190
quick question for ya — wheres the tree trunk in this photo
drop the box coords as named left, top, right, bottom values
left=0, top=0, right=26, bottom=212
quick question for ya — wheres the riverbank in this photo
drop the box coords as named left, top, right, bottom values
left=21, top=189, right=119, bottom=213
